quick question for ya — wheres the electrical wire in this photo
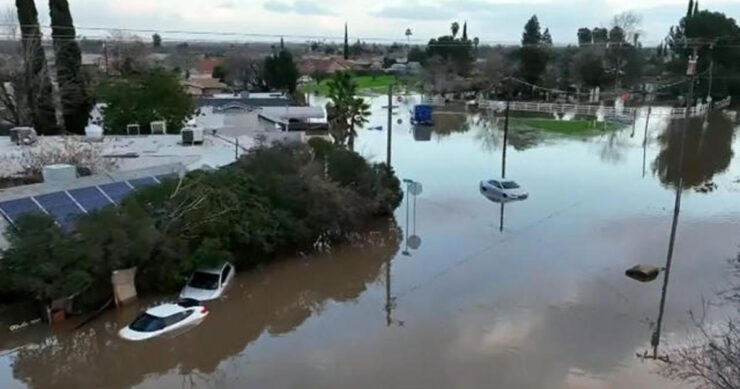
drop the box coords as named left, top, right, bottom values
left=2, top=23, right=740, bottom=48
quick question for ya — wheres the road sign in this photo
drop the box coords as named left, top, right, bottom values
left=409, top=181, right=423, bottom=196
left=408, top=235, right=422, bottom=250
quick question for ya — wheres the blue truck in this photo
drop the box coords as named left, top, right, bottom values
left=411, top=104, right=434, bottom=126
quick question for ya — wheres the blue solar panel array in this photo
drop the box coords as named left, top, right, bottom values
left=0, top=174, right=171, bottom=229
left=99, top=182, right=133, bottom=205
left=35, top=191, right=84, bottom=229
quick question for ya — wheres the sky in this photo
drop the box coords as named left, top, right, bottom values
left=2, top=0, right=740, bottom=46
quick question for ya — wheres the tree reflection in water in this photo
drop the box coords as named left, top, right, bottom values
left=431, top=111, right=470, bottom=138
left=474, top=110, right=543, bottom=152
left=10, top=222, right=402, bottom=389
left=652, top=111, right=735, bottom=190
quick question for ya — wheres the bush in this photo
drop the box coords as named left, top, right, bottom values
left=0, top=144, right=404, bottom=307
left=1, top=214, right=91, bottom=303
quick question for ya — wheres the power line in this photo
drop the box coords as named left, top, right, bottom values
left=2, top=23, right=739, bottom=48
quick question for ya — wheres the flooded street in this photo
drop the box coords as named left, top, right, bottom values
left=2, top=95, right=740, bottom=388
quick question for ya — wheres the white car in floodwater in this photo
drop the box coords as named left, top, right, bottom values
left=119, top=299, right=208, bottom=341
left=179, top=262, right=236, bottom=301
left=480, top=179, right=529, bottom=201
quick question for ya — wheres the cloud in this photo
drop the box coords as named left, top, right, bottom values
left=263, top=0, right=336, bottom=15
left=217, top=1, right=235, bottom=8
left=373, top=5, right=449, bottom=21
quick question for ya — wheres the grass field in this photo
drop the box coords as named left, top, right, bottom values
left=512, top=118, right=624, bottom=134
left=300, top=75, right=420, bottom=95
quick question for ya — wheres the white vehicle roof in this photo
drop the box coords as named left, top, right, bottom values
left=146, top=304, right=188, bottom=317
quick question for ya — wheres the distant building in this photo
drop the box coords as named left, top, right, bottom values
left=387, top=61, right=422, bottom=75
left=190, top=56, right=225, bottom=79
left=183, top=78, right=230, bottom=97
left=299, top=56, right=351, bottom=76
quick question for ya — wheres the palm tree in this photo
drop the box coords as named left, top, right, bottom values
left=325, top=72, right=371, bottom=150
left=346, top=96, right=371, bottom=150
left=451, top=22, right=460, bottom=38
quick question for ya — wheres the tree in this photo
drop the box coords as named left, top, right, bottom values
left=578, top=28, right=593, bottom=46
left=462, top=21, right=468, bottom=41
left=611, top=11, right=643, bottom=45
left=325, top=72, right=370, bottom=149
left=16, top=0, right=58, bottom=134
left=344, top=22, right=349, bottom=60
left=408, top=46, right=427, bottom=64
left=666, top=9, right=740, bottom=98
left=518, top=15, right=549, bottom=85
left=592, top=27, right=608, bottom=44
left=152, top=33, right=161, bottom=48
left=264, top=49, right=298, bottom=93
left=0, top=7, right=31, bottom=127
left=212, top=64, right=227, bottom=82
left=426, top=24, right=475, bottom=77
left=573, top=48, right=605, bottom=88
left=522, top=15, right=542, bottom=45
left=108, top=32, right=152, bottom=75
left=473, top=37, right=480, bottom=50
left=97, top=67, right=193, bottom=134
left=608, top=26, right=625, bottom=44
left=542, top=28, right=553, bottom=46
left=49, top=0, right=91, bottom=134
left=687, top=0, right=694, bottom=18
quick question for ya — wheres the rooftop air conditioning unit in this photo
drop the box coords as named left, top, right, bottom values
left=9, top=127, right=37, bottom=145
left=126, top=123, right=140, bottom=135
left=181, top=127, right=204, bottom=145
left=150, top=120, right=167, bottom=135
left=85, top=124, right=104, bottom=142
left=42, top=164, right=77, bottom=183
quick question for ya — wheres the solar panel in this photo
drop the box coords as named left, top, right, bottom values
left=128, top=177, right=158, bottom=188
left=99, top=182, right=134, bottom=205
left=0, top=197, right=43, bottom=224
left=69, top=186, right=114, bottom=212
left=35, top=192, right=84, bottom=228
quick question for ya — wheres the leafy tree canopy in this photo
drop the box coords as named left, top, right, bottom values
left=97, top=67, right=193, bottom=134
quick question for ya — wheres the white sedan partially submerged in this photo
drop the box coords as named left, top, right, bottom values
left=119, top=299, right=208, bottom=341
left=180, top=262, right=235, bottom=301
left=480, top=179, right=529, bottom=201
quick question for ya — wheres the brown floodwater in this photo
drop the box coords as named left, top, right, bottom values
left=1, top=97, right=740, bottom=389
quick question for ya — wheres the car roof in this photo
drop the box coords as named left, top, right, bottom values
left=146, top=303, right=188, bottom=317
left=194, top=261, right=231, bottom=275
left=487, top=178, right=518, bottom=183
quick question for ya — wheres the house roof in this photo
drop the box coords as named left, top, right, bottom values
left=198, top=97, right=293, bottom=109
left=194, top=57, right=225, bottom=75
left=185, top=77, right=228, bottom=90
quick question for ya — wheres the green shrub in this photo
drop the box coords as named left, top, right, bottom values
left=0, top=144, right=404, bottom=308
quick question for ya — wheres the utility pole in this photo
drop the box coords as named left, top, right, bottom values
left=501, top=97, right=510, bottom=179
left=385, top=260, right=392, bottom=326
left=652, top=48, right=698, bottom=359
left=642, top=105, right=652, bottom=178
left=103, top=40, right=109, bottom=76
left=387, top=84, right=393, bottom=166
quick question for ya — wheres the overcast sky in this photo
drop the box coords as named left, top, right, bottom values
left=3, top=0, right=740, bottom=46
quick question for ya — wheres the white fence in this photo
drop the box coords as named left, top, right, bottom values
left=471, top=97, right=732, bottom=120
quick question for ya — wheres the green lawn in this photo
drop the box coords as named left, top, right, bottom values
left=300, top=75, right=419, bottom=95
left=512, top=118, right=624, bottom=134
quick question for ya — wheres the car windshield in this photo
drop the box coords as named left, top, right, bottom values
left=188, top=272, right=220, bottom=290
left=501, top=181, right=520, bottom=189
left=129, top=313, right=166, bottom=332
